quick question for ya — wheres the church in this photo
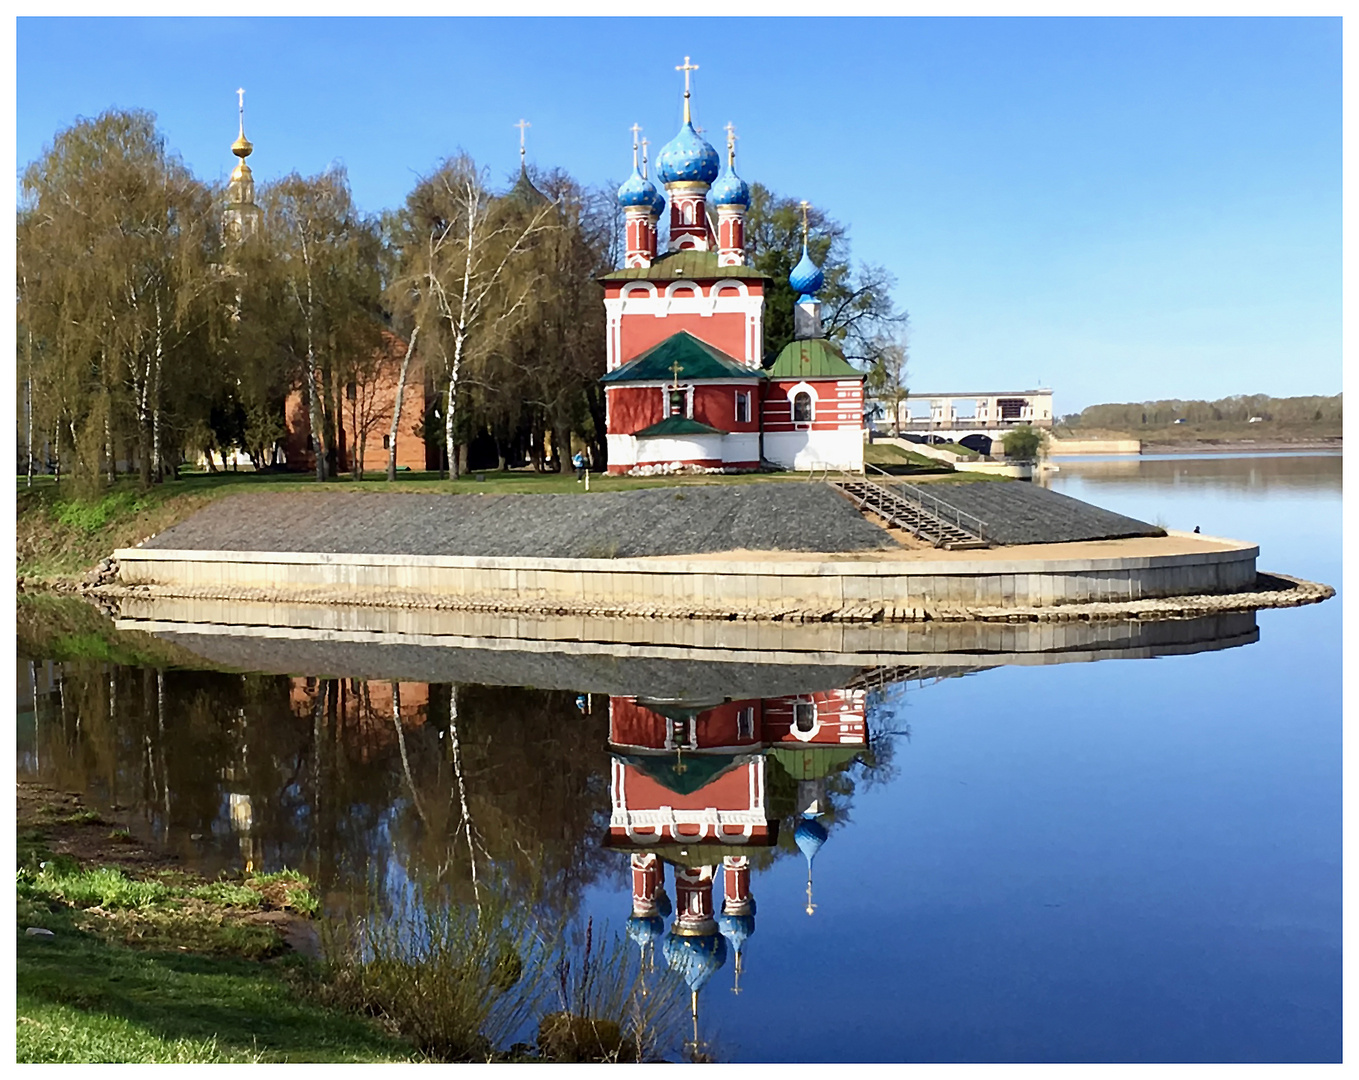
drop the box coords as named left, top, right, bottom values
left=599, top=60, right=866, bottom=476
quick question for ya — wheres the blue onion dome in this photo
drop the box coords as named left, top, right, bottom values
left=789, top=244, right=825, bottom=298
left=652, top=888, right=673, bottom=919
left=663, top=931, right=728, bottom=994
left=794, top=814, right=829, bottom=864
left=617, top=167, right=659, bottom=209
left=656, top=122, right=721, bottom=186
left=627, top=914, right=665, bottom=950
left=708, top=161, right=749, bottom=208
left=649, top=185, right=667, bottom=219
left=717, top=911, right=755, bottom=953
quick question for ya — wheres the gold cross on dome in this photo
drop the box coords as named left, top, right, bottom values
left=671, top=358, right=683, bottom=388
left=514, top=118, right=530, bottom=157
left=800, top=200, right=811, bottom=243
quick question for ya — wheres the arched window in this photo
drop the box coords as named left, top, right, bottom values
left=793, top=392, right=813, bottom=423
left=793, top=701, right=816, bottom=732
left=682, top=202, right=695, bottom=225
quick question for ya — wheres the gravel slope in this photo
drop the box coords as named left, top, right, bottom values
left=143, top=485, right=898, bottom=558
left=903, top=480, right=1163, bottom=545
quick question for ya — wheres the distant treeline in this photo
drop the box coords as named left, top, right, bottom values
left=1068, top=394, right=1342, bottom=429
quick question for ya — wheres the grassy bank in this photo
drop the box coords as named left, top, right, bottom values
left=16, top=785, right=415, bottom=1063
left=16, top=782, right=686, bottom=1063
left=17, top=457, right=973, bottom=584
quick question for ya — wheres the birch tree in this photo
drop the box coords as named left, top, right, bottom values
left=394, top=154, right=558, bottom=479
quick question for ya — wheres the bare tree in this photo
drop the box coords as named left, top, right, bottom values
left=393, top=154, right=558, bottom=479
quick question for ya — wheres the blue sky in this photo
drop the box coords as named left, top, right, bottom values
left=16, top=16, right=1341, bottom=413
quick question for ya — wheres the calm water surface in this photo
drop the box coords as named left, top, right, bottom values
left=16, top=453, right=1341, bottom=1063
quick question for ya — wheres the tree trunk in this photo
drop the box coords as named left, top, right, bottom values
left=104, top=401, right=115, bottom=484
left=554, top=417, right=572, bottom=474
left=386, top=325, right=419, bottom=481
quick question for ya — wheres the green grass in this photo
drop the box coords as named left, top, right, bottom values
left=17, top=930, right=414, bottom=1063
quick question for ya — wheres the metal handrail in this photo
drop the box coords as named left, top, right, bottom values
left=861, top=462, right=990, bottom=542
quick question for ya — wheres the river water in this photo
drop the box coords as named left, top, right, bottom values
left=15, top=452, right=1342, bottom=1063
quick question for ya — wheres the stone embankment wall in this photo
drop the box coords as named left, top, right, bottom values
left=1047, top=439, right=1142, bottom=455
left=114, top=533, right=1266, bottom=622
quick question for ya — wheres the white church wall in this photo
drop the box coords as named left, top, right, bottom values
left=721, top=432, right=760, bottom=464
left=764, top=428, right=864, bottom=471
left=636, top=433, right=725, bottom=465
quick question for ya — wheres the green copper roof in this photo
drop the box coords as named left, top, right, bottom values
left=768, top=744, right=865, bottom=781
left=506, top=164, right=550, bottom=206
left=618, top=752, right=753, bottom=796
left=601, top=330, right=764, bottom=384
left=632, top=416, right=725, bottom=438
left=599, top=249, right=772, bottom=282
left=767, top=337, right=864, bottom=380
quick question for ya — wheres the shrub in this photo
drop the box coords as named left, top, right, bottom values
left=1001, top=425, right=1044, bottom=461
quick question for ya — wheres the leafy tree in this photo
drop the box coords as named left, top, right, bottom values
left=864, top=330, right=909, bottom=435
left=742, top=182, right=907, bottom=367
left=1001, top=424, right=1043, bottom=461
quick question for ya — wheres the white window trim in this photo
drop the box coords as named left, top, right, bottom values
left=662, top=384, right=694, bottom=418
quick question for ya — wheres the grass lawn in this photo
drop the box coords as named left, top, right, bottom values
left=17, top=933, right=413, bottom=1063
left=15, top=804, right=415, bottom=1064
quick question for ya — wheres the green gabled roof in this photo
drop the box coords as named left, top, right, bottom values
left=767, top=337, right=864, bottom=380
left=599, top=249, right=773, bottom=282
left=633, top=416, right=725, bottom=438
left=601, top=330, right=764, bottom=384
left=767, top=744, right=865, bottom=782
left=618, top=752, right=752, bottom=797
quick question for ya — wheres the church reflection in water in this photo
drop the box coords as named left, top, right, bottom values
left=19, top=598, right=1265, bottom=1058
left=605, top=684, right=869, bottom=1047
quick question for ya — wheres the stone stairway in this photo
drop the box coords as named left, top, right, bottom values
left=830, top=474, right=990, bottom=550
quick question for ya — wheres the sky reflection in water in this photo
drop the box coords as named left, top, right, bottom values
left=15, top=454, right=1341, bottom=1063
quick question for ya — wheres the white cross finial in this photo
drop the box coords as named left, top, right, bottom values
left=629, top=123, right=642, bottom=170
left=237, top=87, right=245, bottom=111
left=724, top=121, right=737, bottom=165
left=676, top=56, right=699, bottom=123
left=514, top=119, right=530, bottom=160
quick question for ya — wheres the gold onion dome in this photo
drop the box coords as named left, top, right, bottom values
left=232, top=131, right=253, bottom=158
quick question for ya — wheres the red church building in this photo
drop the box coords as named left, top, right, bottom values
left=600, top=61, right=865, bottom=476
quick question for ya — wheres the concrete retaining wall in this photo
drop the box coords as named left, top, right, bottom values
left=115, top=531, right=1258, bottom=618
left=1047, top=439, right=1142, bottom=455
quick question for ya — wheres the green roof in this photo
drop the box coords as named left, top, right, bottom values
left=632, top=416, right=725, bottom=438
left=601, top=330, right=764, bottom=384
left=767, top=744, right=865, bottom=781
left=599, top=249, right=773, bottom=282
left=618, top=752, right=753, bottom=796
left=767, top=337, right=864, bottom=380
left=602, top=835, right=779, bottom=865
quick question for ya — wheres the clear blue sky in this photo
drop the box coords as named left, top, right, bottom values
left=16, top=16, right=1341, bottom=413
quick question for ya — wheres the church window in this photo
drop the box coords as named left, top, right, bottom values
left=382, top=434, right=391, bottom=450
left=682, top=202, right=695, bottom=225
left=346, top=382, right=357, bottom=402
left=793, top=392, right=813, bottom=423
left=735, top=391, right=750, bottom=424
left=737, top=707, right=755, bottom=740
left=668, top=388, right=688, bottom=417
left=794, top=701, right=816, bottom=732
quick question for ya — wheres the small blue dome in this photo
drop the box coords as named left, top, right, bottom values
left=656, top=122, right=720, bottom=186
left=663, top=932, right=728, bottom=994
left=794, top=815, right=829, bottom=863
left=649, top=186, right=666, bottom=219
left=789, top=244, right=824, bottom=298
left=653, top=888, right=673, bottom=919
left=617, top=168, right=659, bottom=209
left=717, top=911, right=755, bottom=952
left=626, top=914, right=665, bottom=950
left=708, top=161, right=749, bottom=208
